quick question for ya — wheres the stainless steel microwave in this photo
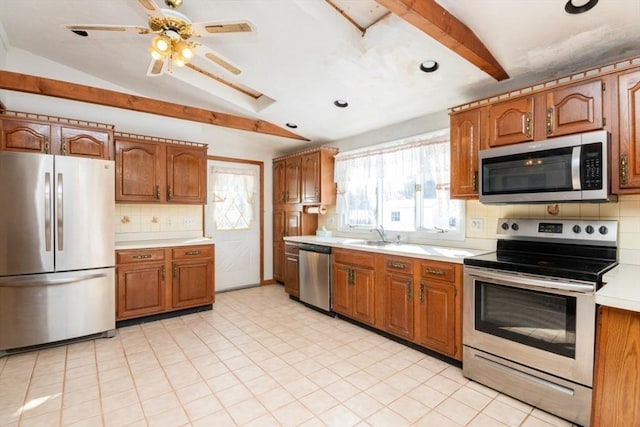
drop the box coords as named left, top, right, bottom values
left=479, top=130, right=617, bottom=204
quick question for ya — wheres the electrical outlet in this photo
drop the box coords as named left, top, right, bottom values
left=470, top=218, right=484, bottom=232
left=183, top=217, right=195, bottom=226
left=166, top=217, right=173, bottom=225
left=326, top=216, right=335, bottom=226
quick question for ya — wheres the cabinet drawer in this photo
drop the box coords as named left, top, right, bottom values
left=419, top=260, right=456, bottom=282
left=172, top=245, right=214, bottom=259
left=117, top=248, right=165, bottom=264
left=333, top=248, right=375, bottom=268
left=385, top=256, right=414, bottom=273
left=285, top=243, right=299, bottom=255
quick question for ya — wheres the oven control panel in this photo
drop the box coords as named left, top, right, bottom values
left=497, top=218, right=618, bottom=244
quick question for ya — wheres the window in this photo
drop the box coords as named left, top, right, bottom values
left=334, top=129, right=464, bottom=241
left=210, top=166, right=256, bottom=230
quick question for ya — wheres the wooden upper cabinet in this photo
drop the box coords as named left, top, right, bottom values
left=617, top=69, right=640, bottom=191
left=115, top=135, right=206, bottom=204
left=60, top=126, right=111, bottom=159
left=284, top=156, right=301, bottom=204
left=273, top=160, right=286, bottom=206
left=545, top=79, right=604, bottom=137
left=450, top=107, right=484, bottom=199
left=115, top=138, right=165, bottom=202
left=488, top=96, right=534, bottom=147
left=166, top=144, right=206, bottom=204
left=0, top=119, right=51, bottom=153
left=301, top=152, right=321, bottom=203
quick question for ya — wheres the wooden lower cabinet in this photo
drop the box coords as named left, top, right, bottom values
left=383, top=257, right=415, bottom=341
left=333, top=248, right=376, bottom=326
left=415, top=260, right=462, bottom=360
left=116, top=245, right=214, bottom=320
left=284, top=242, right=300, bottom=297
left=592, top=305, right=640, bottom=426
left=332, top=249, right=462, bottom=361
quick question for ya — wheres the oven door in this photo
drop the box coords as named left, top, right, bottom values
left=463, top=266, right=596, bottom=387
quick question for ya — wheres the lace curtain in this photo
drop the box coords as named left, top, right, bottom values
left=334, top=130, right=451, bottom=226
left=210, top=166, right=256, bottom=230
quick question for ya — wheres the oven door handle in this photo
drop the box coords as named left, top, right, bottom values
left=465, top=266, right=594, bottom=293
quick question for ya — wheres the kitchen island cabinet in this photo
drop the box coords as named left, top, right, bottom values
left=115, top=244, right=214, bottom=321
left=592, top=305, right=640, bottom=426
left=115, top=132, right=206, bottom=204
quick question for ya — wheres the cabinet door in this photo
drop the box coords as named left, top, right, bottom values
left=450, top=108, right=484, bottom=199
left=166, top=145, right=206, bottom=204
left=332, top=263, right=352, bottom=317
left=384, top=272, right=414, bottom=340
left=488, top=96, right=534, bottom=147
left=592, top=306, right=640, bottom=426
left=284, top=211, right=301, bottom=237
left=284, top=157, right=301, bottom=204
left=273, top=160, right=286, bottom=206
left=416, top=280, right=457, bottom=357
left=273, top=242, right=284, bottom=283
left=545, top=79, right=603, bottom=137
left=284, top=254, right=299, bottom=297
left=60, top=126, right=110, bottom=159
left=352, top=266, right=376, bottom=326
left=116, top=262, right=166, bottom=320
left=172, top=257, right=214, bottom=309
left=617, top=70, right=640, bottom=190
left=115, top=139, right=165, bottom=202
left=301, top=152, right=320, bottom=203
left=0, top=119, right=51, bottom=153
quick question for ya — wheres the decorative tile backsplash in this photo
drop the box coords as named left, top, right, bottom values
left=115, top=204, right=203, bottom=234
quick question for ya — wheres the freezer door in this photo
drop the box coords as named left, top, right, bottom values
left=0, top=152, right=55, bottom=276
left=0, top=268, right=115, bottom=351
left=54, top=156, right=115, bottom=271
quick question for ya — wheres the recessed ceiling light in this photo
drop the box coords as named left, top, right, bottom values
left=334, top=99, right=349, bottom=108
left=71, top=30, right=89, bottom=37
left=420, top=60, right=439, bottom=73
left=285, top=123, right=298, bottom=129
left=565, top=0, right=598, bottom=14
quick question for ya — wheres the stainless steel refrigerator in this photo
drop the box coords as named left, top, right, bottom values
left=0, top=151, right=115, bottom=354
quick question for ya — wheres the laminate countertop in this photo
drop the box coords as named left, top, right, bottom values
left=597, top=264, right=640, bottom=312
left=283, top=235, right=489, bottom=264
left=115, top=237, right=214, bottom=250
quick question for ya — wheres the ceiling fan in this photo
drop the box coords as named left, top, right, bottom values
left=66, top=0, right=252, bottom=77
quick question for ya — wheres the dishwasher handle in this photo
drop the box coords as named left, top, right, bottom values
left=298, top=243, right=332, bottom=255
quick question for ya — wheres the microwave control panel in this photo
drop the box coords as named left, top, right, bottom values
left=581, top=143, right=603, bottom=189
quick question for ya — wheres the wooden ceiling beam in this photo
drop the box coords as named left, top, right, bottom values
left=375, top=0, right=509, bottom=81
left=0, top=70, right=309, bottom=141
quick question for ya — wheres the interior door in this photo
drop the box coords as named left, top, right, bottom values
left=205, top=160, right=260, bottom=292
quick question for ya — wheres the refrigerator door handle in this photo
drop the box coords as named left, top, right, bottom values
left=44, top=172, right=52, bottom=252
left=57, top=172, right=64, bottom=251
left=0, top=272, right=109, bottom=288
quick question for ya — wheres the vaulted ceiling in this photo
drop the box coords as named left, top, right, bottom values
left=1, top=0, right=639, bottom=151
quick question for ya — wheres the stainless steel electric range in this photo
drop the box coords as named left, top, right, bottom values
left=463, top=218, right=618, bottom=427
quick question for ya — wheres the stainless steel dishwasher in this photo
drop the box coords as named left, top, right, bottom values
left=298, top=243, right=332, bottom=312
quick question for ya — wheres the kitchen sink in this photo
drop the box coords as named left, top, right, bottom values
left=363, top=240, right=397, bottom=246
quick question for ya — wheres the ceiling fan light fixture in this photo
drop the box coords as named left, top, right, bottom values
left=151, top=35, right=171, bottom=54
left=175, top=40, right=194, bottom=59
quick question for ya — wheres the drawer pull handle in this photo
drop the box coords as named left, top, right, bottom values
left=132, top=254, right=152, bottom=259
left=185, top=250, right=201, bottom=256
left=388, top=262, right=406, bottom=270
left=426, top=268, right=445, bottom=276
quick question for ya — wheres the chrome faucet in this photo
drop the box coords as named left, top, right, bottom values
left=371, top=225, right=388, bottom=242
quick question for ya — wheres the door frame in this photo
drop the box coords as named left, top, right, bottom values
left=207, top=155, right=266, bottom=285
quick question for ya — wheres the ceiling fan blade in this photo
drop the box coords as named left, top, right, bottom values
left=146, top=58, right=165, bottom=76
left=190, top=21, right=252, bottom=36
left=204, top=51, right=242, bottom=75
left=66, top=24, right=150, bottom=35
left=137, top=0, right=166, bottom=19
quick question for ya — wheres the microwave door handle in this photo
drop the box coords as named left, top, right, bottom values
left=571, top=146, right=581, bottom=190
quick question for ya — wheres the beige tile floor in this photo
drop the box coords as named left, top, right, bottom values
left=0, top=284, right=579, bottom=427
